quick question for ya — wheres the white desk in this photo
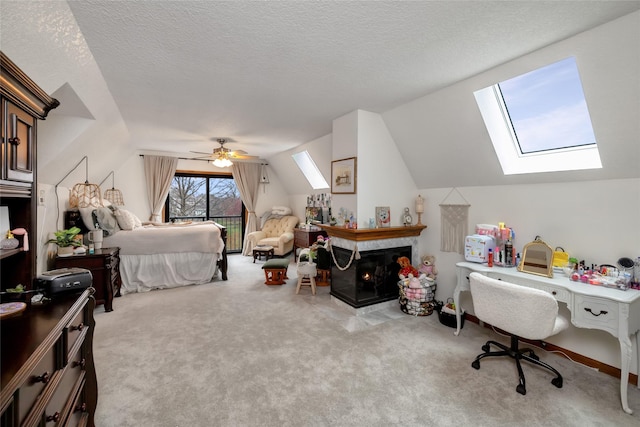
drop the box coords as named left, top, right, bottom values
left=454, top=261, right=640, bottom=414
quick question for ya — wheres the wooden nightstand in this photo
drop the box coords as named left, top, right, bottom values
left=293, top=227, right=328, bottom=255
left=54, top=247, right=121, bottom=312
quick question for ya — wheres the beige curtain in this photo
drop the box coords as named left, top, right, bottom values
left=144, top=155, right=178, bottom=222
left=231, top=162, right=261, bottom=255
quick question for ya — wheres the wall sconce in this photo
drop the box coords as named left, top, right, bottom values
left=100, top=170, right=125, bottom=206
left=55, top=155, right=103, bottom=209
left=415, top=194, right=424, bottom=226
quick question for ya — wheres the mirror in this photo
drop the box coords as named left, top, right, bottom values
left=518, top=237, right=554, bottom=278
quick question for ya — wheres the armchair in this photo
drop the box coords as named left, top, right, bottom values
left=247, top=215, right=299, bottom=256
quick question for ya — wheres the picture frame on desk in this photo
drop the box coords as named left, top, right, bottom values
left=331, top=157, right=356, bottom=194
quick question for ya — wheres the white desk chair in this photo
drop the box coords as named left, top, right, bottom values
left=296, top=248, right=317, bottom=295
left=469, top=272, right=569, bottom=395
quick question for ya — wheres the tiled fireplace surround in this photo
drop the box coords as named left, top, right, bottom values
left=320, top=226, right=426, bottom=311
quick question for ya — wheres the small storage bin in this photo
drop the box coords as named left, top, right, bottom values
left=435, top=299, right=465, bottom=329
left=398, top=278, right=437, bottom=316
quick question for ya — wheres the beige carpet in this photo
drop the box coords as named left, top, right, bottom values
left=92, top=254, right=640, bottom=426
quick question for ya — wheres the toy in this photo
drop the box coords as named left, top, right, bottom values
left=418, top=255, right=438, bottom=280
left=397, top=256, right=419, bottom=279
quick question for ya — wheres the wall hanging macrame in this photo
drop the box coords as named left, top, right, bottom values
left=439, top=188, right=470, bottom=254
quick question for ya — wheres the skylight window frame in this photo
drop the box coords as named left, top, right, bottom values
left=474, top=58, right=602, bottom=175
left=292, top=150, right=329, bottom=190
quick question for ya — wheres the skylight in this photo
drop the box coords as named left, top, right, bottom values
left=292, top=150, right=329, bottom=190
left=475, top=57, right=602, bottom=175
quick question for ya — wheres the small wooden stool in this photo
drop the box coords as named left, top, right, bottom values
left=296, top=262, right=317, bottom=295
left=262, top=258, right=290, bottom=285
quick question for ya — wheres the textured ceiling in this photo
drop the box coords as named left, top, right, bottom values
left=61, top=1, right=640, bottom=159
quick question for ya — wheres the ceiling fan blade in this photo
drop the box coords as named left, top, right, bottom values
left=190, top=151, right=213, bottom=155
left=231, top=154, right=260, bottom=160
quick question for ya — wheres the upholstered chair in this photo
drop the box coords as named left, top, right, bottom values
left=246, top=215, right=299, bottom=256
left=469, top=272, right=569, bottom=395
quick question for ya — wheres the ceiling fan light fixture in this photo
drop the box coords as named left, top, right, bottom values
left=212, top=156, right=233, bottom=168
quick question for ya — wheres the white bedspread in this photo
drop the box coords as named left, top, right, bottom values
left=103, top=221, right=225, bottom=257
left=102, top=221, right=226, bottom=294
left=119, top=252, right=218, bottom=294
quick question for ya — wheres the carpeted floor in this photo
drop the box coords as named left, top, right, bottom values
left=93, top=254, right=640, bottom=426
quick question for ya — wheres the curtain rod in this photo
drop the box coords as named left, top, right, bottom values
left=138, top=154, right=268, bottom=165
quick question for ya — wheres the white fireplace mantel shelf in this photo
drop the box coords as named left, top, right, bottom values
left=317, top=224, right=427, bottom=241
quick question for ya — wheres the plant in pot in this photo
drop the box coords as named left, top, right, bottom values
left=47, top=227, right=82, bottom=257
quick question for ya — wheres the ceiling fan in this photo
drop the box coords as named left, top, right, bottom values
left=190, top=138, right=259, bottom=167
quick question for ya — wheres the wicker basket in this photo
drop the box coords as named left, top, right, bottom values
left=398, top=278, right=437, bottom=316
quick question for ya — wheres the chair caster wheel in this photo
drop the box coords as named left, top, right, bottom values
left=471, top=360, right=480, bottom=370
left=482, top=344, right=490, bottom=352
left=551, top=377, right=563, bottom=388
left=516, top=384, right=526, bottom=395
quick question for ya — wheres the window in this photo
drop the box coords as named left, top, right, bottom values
left=475, top=57, right=602, bottom=175
left=292, top=150, right=329, bottom=189
left=165, top=173, right=244, bottom=253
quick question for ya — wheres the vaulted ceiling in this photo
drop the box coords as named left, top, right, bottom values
left=1, top=1, right=639, bottom=189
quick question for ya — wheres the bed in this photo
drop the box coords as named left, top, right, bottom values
left=65, top=207, right=228, bottom=294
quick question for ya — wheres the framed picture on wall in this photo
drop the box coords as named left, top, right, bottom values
left=375, top=206, right=391, bottom=228
left=331, top=157, right=357, bottom=194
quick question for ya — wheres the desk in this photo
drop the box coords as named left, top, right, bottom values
left=454, top=261, right=640, bottom=414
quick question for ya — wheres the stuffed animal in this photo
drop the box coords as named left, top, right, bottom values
left=418, top=255, right=438, bottom=280
left=397, top=256, right=419, bottom=279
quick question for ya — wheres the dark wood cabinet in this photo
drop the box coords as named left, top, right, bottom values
left=55, top=247, right=121, bottom=312
left=1, top=288, right=98, bottom=427
left=0, top=52, right=59, bottom=292
left=293, top=227, right=328, bottom=255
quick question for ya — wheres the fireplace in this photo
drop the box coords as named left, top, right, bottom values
left=331, top=245, right=412, bottom=308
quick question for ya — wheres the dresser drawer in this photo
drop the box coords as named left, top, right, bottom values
left=43, top=346, right=85, bottom=426
left=16, top=343, right=60, bottom=423
left=573, top=295, right=619, bottom=335
left=65, top=379, right=89, bottom=427
left=65, top=299, right=88, bottom=356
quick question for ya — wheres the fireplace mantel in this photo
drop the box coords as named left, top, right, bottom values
left=317, top=224, right=427, bottom=241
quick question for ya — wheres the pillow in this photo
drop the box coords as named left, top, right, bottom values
left=79, top=207, right=98, bottom=231
left=93, top=207, right=120, bottom=236
left=114, top=208, right=143, bottom=231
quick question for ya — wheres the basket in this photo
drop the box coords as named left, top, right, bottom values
left=435, top=298, right=465, bottom=329
left=398, top=278, right=437, bottom=316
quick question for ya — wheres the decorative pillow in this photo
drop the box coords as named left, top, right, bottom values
left=79, top=207, right=98, bottom=231
left=113, top=208, right=142, bottom=231
left=93, top=207, right=120, bottom=236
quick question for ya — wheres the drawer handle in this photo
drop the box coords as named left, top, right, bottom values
left=34, top=371, right=51, bottom=384
left=584, top=308, right=608, bottom=317
left=8, top=136, right=20, bottom=146
left=74, top=402, right=87, bottom=413
left=73, top=358, right=86, bottom=369
left=46, top=412, right=61, bottom=422
left=71, top=322, right=84, bottom=332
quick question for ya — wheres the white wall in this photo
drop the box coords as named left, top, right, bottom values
left=356, top=110, right=417, bottom=227
left=417, top=178, right=640, bottom=373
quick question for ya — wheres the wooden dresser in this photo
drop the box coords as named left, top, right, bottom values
left=55, top=248, right=121, bottom=312
left=1, top=288, right=98, bottom=426
left=293, top=227, right=328, bottom=254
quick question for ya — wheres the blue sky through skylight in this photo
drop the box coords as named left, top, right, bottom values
left=498, top=57, right=597, bottom=154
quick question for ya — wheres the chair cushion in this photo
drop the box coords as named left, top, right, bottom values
left=262, top=259, right=290, bottom=269
left=469, top=272, right=569, bottom=340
